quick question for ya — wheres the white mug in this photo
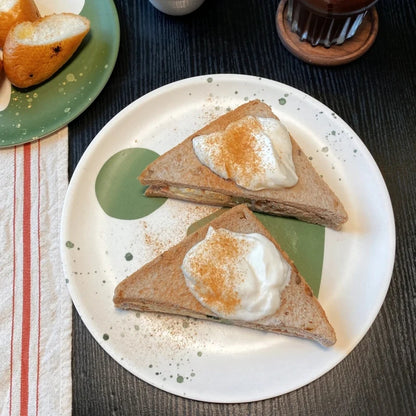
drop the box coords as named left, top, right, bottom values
left=149, top=0, right=205, bottom=16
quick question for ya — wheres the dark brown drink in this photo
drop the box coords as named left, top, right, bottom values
left=286, top=0, right=378, bottom=47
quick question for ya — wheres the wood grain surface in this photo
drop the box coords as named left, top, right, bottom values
left=69, top=0, right=416, bottom=414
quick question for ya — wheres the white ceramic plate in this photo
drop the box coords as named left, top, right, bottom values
left=60, top=74, right=395, bottom=403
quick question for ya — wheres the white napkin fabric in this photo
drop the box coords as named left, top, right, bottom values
left=0, top=128, right=71, bottom=416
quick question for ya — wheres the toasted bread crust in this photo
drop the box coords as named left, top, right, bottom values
left=113, top=205, right=336, bottom=347
left=140, top=100, right=348, bottom=230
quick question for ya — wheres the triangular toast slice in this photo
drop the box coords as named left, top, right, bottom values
left=113, top=204, right=336, bottom=346
left=139, top=100, right=347, bottom=230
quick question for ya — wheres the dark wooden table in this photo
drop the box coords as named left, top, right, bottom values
left=69, top=1, right=416, bottom=414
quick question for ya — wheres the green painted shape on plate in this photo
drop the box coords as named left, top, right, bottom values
left=187, top=209, right=325, bottom=296
left=95, top=148, right=166, bottom=219
left=0, top=0, right=120, bottom=147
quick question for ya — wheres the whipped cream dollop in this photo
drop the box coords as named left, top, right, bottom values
left=181, top=226, right=291, bottom=321
left=192, top=115, right=298, bottom=191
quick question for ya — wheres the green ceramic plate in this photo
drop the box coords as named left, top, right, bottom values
left=0, top=0, right=119, bottom=147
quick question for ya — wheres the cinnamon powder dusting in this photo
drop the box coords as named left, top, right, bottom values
left=187, top=229, right=250, bottom=315
left=205, top=116, right=265, bottom=181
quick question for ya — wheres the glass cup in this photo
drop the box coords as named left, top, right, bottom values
left=286, top=0, right=379, bottom=47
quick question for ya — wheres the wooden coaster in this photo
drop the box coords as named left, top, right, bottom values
left=276, top=0, right=379, bottom=66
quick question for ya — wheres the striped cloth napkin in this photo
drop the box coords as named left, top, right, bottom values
left=0, top=128, right=72, bottom=416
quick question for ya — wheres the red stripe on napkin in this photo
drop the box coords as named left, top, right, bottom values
left=9, top=142, right=42, bottom=416
left=3, top=128, right=70, bottom=416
